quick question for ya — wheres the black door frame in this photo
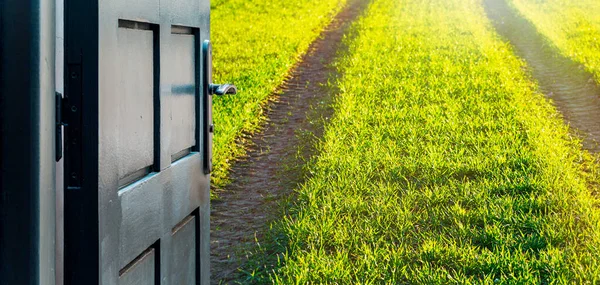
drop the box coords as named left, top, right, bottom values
left=62, top=0, right=100, bottom=283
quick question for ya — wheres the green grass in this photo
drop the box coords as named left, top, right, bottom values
left=261, top=0, right=600, bottom=283
left=508, top=0, right=600, bottom=82
left=210, top=0, right=346, bottom=188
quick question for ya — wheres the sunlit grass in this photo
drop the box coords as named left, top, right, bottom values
left=264, top=0, right=600, bottom=282
left=210, top=0, right=346, bottom=188
left=509, top=0, right=600, bottom=83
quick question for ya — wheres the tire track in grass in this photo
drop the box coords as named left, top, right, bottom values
left=209, top=0, right=370, bottom=283
left=485, top=0, right=600, bottom=152
left=268, top=0, right=600, bottom=282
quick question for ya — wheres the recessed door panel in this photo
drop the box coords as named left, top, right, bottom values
left=170, top=216, right=196, bottom=285
left=170, top=29, right=196, bottom=160
left=118, top=248, right=156, bottom=285
left=116, top=25, right=156, bottom=186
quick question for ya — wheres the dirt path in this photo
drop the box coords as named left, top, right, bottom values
left=484, top=0, right=600, bottom=152
left=209, top=0, right=369, bottom=283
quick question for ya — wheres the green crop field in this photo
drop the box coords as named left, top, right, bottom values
left=210, top=0, right=346, bottom=188
left=249, top=0, right=600, bottom=283
left=509, top=0, right=600, bottom=82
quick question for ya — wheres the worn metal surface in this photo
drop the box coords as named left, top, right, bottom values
left=0, top=0, right=56, bottom=284
left=64, top=0, right=211, bottom=283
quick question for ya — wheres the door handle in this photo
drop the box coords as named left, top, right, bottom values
left=209, top=84, right=237, bottom=96
left=202, top=40, right=237, bottom=174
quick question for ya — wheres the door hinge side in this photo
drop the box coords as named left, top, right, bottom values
left=64, top=63, right=83, bottom=189
left=56, top=92, right=67, bottom=162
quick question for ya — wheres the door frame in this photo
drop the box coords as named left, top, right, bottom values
left=0, top=0, right=57, bottom=284
left=63, top=0, right=100, bottom=283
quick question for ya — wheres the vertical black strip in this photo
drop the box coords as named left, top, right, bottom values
left=0, top=0, right=39, bottom=283
left=153, top=239, right=161, bottom=285
left=56, top=92, right=63, bottom=161
left=193, top=208, right=201, bottom=285
left=153, top=24, right=161, bottom=172
left=193, top=28, right=201, bottom=152
left=201, top=41, right=212, bottom=174
left=64, top=64, right=82, bottom=189
left=64, top=0, right=99, bottom=283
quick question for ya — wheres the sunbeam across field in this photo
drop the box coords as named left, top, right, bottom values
left=509, top=0, right=600, bottom=83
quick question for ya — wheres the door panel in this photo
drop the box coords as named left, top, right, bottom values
left=171, top=216, right=197, bottom=285
left=115, top=23, right=156, bottom=186
left=118, top=248, right=157, bottom=285
left=64, top=0, right=211, bottom=283
left=170, top=29, right=197, bottom=160
left=119, top=177, right=163, bottom=269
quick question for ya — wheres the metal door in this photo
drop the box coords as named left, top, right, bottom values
left=63, top=0, right=216, bottom=284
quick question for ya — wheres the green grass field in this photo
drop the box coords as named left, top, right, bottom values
left=509, top=0, right=600, bottom=82
left=256, top=0, right=600, bottom=283
left=210, top=0, right=346, bottom=188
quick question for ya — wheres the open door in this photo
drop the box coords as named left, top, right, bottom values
left=63, top=0, right=220, bottom=283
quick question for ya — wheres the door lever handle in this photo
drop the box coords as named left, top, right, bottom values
left=209, top=84, right=237, bottom=96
